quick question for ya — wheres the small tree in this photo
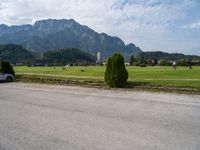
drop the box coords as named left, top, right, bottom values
left=105, top=53, right=128, bottom=88
left=153, top=58, right=158, bottom=66
left=130, top=55, right=137, bottom=66
left=0, top=60, right=15, bottom=75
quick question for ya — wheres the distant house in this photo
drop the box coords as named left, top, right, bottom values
left=15, top=62, right=24, bottom=66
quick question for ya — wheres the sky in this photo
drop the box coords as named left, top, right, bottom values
left=0, top=0, right=200, bottom=55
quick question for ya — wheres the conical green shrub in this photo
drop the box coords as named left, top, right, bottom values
left=105, top=53, right=128, bottom=88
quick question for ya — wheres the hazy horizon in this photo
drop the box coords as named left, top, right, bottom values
left=0, top=0, right=200, bottom=55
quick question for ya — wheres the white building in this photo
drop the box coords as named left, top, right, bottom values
left=97, top=52, right=101, bottom=63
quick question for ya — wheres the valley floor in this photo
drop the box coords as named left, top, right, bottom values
left=14, top=66, right=200, bottom=93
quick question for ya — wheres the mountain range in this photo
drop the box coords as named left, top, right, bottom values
left=0, top=19, right=142, bottom=59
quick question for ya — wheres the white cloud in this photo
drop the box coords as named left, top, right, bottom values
left=184, top=21, right=200, bottom=30
left=0, top=0, right=196, bottom=28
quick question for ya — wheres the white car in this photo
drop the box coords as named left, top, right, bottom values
left=0, top=73, right=15, bottom=82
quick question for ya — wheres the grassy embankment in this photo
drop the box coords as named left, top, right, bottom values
left=14, top=66, right=200, bottom=93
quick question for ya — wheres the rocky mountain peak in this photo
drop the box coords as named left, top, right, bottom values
left=0, top=19, right=142, bottom=58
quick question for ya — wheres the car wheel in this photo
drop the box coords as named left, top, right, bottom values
left=6, top=76, right=13, bottom=82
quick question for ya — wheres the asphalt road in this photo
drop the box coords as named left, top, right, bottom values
left=0, top=83, right=200, bottom=150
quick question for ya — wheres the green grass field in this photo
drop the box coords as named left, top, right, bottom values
left=14, top=66, right=200, bottom=90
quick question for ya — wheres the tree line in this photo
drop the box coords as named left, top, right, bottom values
left=130, top=51, right=200, bottom=66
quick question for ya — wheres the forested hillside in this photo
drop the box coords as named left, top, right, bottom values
left=0, top=44, right=35, bottom=63
left=43, top=48, right=96, bottom=64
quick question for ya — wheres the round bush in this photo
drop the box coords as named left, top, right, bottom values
left=105, top=53, right=128, bottom=88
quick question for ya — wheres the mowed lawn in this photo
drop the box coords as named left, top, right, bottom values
left=14, top=66, right=200, bottom=89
